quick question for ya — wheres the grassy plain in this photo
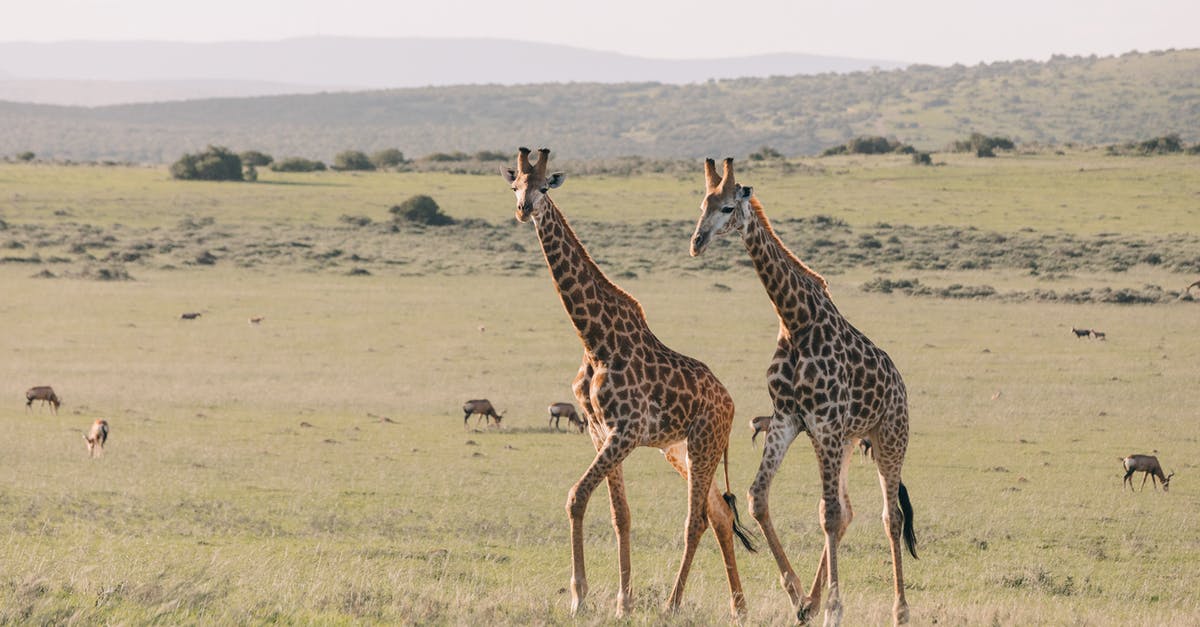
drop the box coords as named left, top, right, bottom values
left=1, top=155, right=1199, bottom=624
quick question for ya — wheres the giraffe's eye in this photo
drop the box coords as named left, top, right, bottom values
left=539, top=187, right=548, bottom=193
left=511, top=186, right=517, bottom=191
left=721, top=206, right=734, bottom=214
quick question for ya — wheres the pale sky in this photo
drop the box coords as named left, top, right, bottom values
left=3, top=0, right=1196, bottom=65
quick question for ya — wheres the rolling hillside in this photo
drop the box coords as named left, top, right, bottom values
left=1, top=48, right=1197, bottom=162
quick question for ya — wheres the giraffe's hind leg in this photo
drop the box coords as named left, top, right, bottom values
left=874, top=436, right=915, bottom=626
left=663, top=442, right=747, bottom=617
left=663, top=436, right=722, bottom=612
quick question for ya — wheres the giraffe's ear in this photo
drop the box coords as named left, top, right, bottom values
left=501, top=168, right=517, bottom=184
left=546, top=172, right=566, bottom=189
left=736, top=185, right=753, bottom=200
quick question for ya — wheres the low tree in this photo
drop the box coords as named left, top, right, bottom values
left=332, top=150, right=375, bottom=171
left=170, top=145, right=243, bottom=181
left=390, top=195, right=455, bottom=226
left=370, top=148, right=406, bottom=169
left=911, top=151, right=933, bottom=166
left=16, top=151, right=35, bottom=162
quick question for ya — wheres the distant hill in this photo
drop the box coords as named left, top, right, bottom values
left=0, top=37, right=904, bottom=105
left=1, top=49, right=1197, bottom=163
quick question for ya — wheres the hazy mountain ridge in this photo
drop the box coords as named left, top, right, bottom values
left=0, top=37, right=904, bottom=105
left=1, top=48, right=1197, bottom=162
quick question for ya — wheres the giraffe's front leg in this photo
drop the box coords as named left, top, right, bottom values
left=567, top=434, right=635, bottom=616
left=748, top=415, right=804, bottom=608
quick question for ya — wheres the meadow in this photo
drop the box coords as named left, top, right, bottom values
left=1, top=152, right=1198, bottom=624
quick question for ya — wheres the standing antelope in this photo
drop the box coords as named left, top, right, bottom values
left=548, top=402, right=585, bottom=433
left=1121, top=454, right=1173, bottom=492
left=1071, top=327, right=1092, bottom=339
left=25, top=386, right=61, bottom=414
left=84, top=419, right=109, bottom=457
left=462, top=399, right=503, bottom=429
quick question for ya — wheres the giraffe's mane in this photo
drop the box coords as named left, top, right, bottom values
left=749, top=196, right=829, bottom=292
left=546, top=196, right=648, bottom=322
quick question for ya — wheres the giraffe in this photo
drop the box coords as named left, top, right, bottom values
left=502, top=147, right=757, bottom=618
left=688, top=158, right=918, bottom=626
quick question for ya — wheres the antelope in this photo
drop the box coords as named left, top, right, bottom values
left=25, top=386, right=60, bottom=414
left=752, top=416, right=870, bottom=460
left=548, top=402, right=585, bottom=433
left=181, top=312, right=202, bottom=320
left=462, top=399, right=503, bottom=430
left=1090, top=329, right=1106, bottom=340
left=1121, top=454, right=1173, bottom=492
left=249, top=316, right=265, bottom=325
left=1071, top=327, right=1092, bottom=339
left=84, top=419, right=109, bottom=457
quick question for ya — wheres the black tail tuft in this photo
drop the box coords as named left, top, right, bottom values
left=899, top=482, right=918, bottom=559
left=723, top=492, right=758, bottom=553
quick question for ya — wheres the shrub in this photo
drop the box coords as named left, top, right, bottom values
left=16, top=151, right=35, bottom=162
left=239, top=150, right=274, bottom=167
left=424, top=151, right=470, bottom=162
left=912, top=152, right=933, bottom=165
left=823, top=136, right=916, bottom=156
left=953, top=133, right=1015, bottom=155
left=170, top=145, right=243, bottom=181
left=474, top=150, right=509, bottom=162
left=271, top=157, right=326, bottom=172
left=370, top=148, right=406, bottom=169
left=748, top=145, right=784, bottom=161
left=390, top=195, right=455, bottom=226
left=332, top=150, right=375, bottom=171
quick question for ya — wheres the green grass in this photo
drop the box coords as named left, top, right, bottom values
left=1, top=157, right=1199, bottom=624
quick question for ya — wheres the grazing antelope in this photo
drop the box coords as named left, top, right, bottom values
left=84, top=419, right=109, bottom=457
left=858, top=437, right=874, bottom=461
left=1090, top=329, right=1106, bottom=340
left=462, top=399, right=503, bottom=430
left=1121, top=454, right=1173, bottom=492
left=249, top=316, right=265, bottom=325
left=25, top=386, right=60, bottom=414
left=181, top=312, right=202, bottom=320
left=1071, top=327, right=1092, bottom=339
left=548, top=402, right=585, bottom=433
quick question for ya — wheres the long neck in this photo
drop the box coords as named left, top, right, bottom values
left=532, top=197, right=648, bottom=354
left=740, top=198, right=831, bottom=336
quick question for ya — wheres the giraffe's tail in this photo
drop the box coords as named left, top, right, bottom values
left=722, top=446, right=758, bottom=553
left=899, top=482, right=918, bottom=559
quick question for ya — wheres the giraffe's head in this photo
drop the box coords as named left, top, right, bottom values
left=501, top=147, right=565, bottom=223
left=689, top=157, right=753, bottom=256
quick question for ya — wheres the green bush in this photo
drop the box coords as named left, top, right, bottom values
left=474, top=150, right=509, bottom=162
left=332, top=150, right=375, bottom=171
left=912, top=151, right=933, bottom=165
left=748, top=145, right=784, bottom=161
left=16, top=151, right=35, bottom=162
left=239, top=150, right=274, bottom=167
left=370, top=148, right=406, bottom=169
left=953, top=133, right=1015, bottom=155
left=170, top=146, right=243, bottom=181
left=823, top=136, right=915, bottom=156
left=424, top=151, right=470, bottom=162
left=390, top=195, right=455, bottom=226
left=270, top=157, right=327, bottom=172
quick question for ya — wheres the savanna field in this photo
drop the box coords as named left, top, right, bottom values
left=1, top=152, right=1198, bottom=624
